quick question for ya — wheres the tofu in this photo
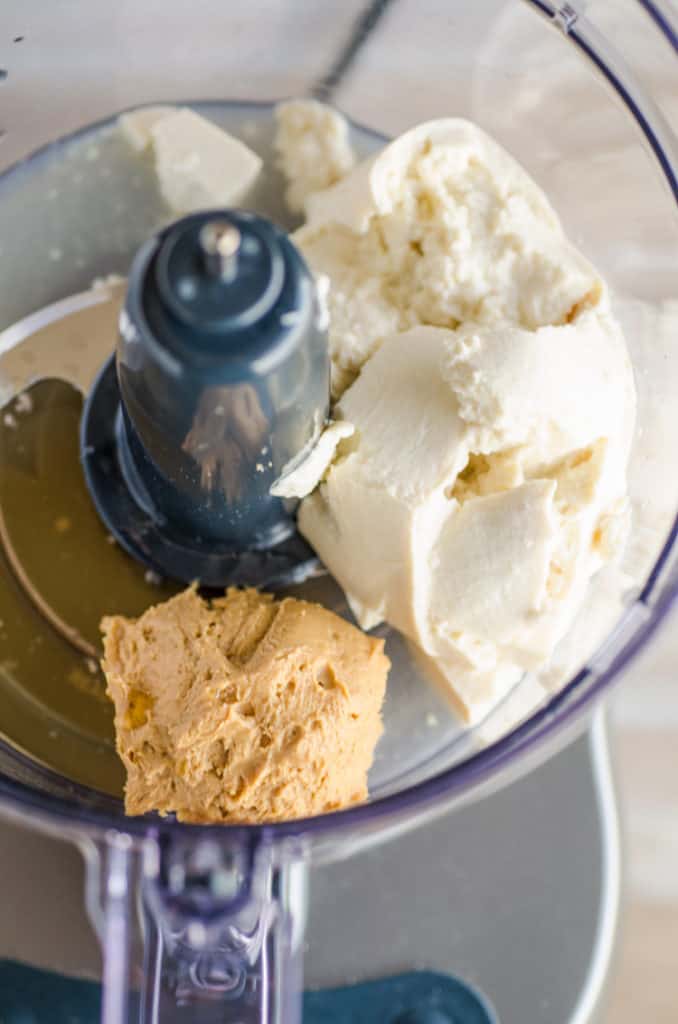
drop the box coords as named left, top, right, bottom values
left=119, top=106, right=263, bottom=214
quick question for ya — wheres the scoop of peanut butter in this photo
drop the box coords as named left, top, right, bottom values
left=101, top=586, right=389, bottom=823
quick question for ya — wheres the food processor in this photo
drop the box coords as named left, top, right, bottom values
left=0, top=1, right=676, bottom=1021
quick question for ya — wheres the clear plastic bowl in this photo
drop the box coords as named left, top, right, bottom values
left=0, top=2, right=676, bottom=1021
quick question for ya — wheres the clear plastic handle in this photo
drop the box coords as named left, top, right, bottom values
left=82, top=830, right=308, bottom=1023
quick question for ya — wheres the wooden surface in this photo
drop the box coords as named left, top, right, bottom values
left=606, top=608, right=678, bottom=1023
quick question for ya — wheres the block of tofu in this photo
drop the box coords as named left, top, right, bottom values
left=119, top=106, right=263, bottom=215
left=296, top=317, right=634, bottom=723
left=101, top=586, right=389, bottom=823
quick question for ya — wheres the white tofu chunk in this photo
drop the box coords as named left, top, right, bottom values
left=120, top=106, right=263, bottom=215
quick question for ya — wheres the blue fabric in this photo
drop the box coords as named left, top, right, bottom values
left=0, top=960, right=496, bottom=1023
left=303, top=971, right=497, bottom=1023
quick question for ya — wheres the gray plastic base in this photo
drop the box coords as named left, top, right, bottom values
left=306, top=714, right=620, bottom=1023
left=0, top=716, right=619, bottom=1023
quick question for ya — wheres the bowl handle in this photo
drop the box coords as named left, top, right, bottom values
left=82, top=828, right=309, bottom=1023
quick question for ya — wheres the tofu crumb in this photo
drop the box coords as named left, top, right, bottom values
left=91, top=273, right=125, bottom=291
left=14, top=392, right=33, bottom=415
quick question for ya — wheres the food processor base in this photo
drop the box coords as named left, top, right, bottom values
left=0, top=714, right=619, bottom=1023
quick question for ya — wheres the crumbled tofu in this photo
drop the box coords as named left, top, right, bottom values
left=294, top=118, right=602, bottom=398
left=275, top=99, right=356, bottom=214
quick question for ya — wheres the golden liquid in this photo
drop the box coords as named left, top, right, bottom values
left=0, top=103, right=301, bottom=797
left=0, top=379, right=179, bottom=794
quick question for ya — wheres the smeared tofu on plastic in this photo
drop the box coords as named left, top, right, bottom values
left=118, top=106, right=176, bottom=151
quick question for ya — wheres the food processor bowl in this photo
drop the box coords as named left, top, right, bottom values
left=0, top=2, right=676, bottom=1021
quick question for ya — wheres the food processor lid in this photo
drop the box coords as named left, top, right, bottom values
left=0, top=0, right=676, bottom=848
